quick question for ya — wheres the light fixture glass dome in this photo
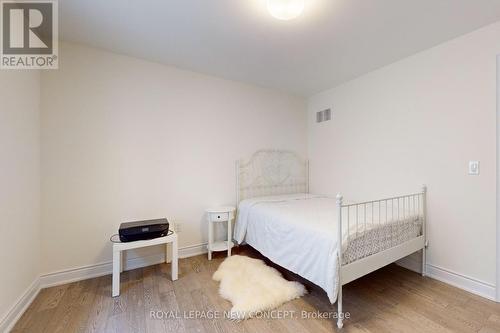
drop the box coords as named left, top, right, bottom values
left=267, top=0, right=305, bottom=20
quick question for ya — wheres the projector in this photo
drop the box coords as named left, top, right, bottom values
left=118, top=218, right=169, bottom=242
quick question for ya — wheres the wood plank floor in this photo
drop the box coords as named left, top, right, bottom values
left=12, top=247, right=500, bottom=333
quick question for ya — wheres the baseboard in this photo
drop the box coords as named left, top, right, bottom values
left=0, top=277, right=40, bottom=333
left=37, top=246, right=497, bottom=303
left=2, top=242, right=207, bottom=332
left=179, top=242, right=208, bottom=258
left=425, top=264, right=496, bottom=301
left=3, top=244, right=495, bottom=332
left=395, top=254, right=496, bottom=302
left=39, top=242, right=208, bottom=288
left=396, top=254, right=422, bottom=274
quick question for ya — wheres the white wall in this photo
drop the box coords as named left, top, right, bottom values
left=40, top=42, right=306, bottom=274
left=308, top=22, right=500, bottom=289
left=0, top=71, right=40, bottom=324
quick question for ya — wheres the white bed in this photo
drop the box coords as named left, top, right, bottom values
left=234, top=193, right=423, bottom=304
left=234, top=150, right=427, bottom=328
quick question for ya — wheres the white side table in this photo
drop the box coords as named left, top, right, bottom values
left=111, top=231, right=178, bottom=297
left=206, top=206, right=235, bottom=260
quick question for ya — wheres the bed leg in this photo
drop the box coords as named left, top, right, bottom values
left=422, top=247, right=426, bottom=277
left=421, top=185, right=427, bottom=277
left=336, top=193, right=344, bottom=329
left=337, top=286, right=343, bottom=329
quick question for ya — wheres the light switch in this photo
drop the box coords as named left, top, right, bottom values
left=468, top=161, right=480, bottom=175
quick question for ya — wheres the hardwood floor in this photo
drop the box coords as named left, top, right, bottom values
left=12, top=247, right=500, bottom=333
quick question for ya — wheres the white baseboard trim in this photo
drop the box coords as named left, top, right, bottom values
left=0, top=278, right=41, bottom=333
left=39, top=242, right=208, bottom=288
left=3, top=245, right=495, bottom=332
left=396, top=255, right=422, bottom=274
left=36, top=246, right=500, bottom=304
left=396, top=255, right=496, bottom=302
left=179, top=242, right=208, bottom=258
left=425, top=264, right=496, bottom=301
left=40, top=261, right=112, bottom=289
left=1, top=242, right=208, bottom=332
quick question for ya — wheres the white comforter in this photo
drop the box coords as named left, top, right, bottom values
left=234, top=193, right=340, bottom=303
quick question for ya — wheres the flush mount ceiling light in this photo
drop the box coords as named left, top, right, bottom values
left=267, top=0, right=305, bottom=20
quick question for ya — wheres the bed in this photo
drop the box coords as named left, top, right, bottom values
left=233, top=150, right=427, bottom=328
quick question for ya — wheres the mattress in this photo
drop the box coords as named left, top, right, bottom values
left=342, top=213, right=422, bottom=265
left=234, top=193, right=422, bottom=303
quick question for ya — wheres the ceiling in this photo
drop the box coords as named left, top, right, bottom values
left=60, top=0, right=500, bottom=96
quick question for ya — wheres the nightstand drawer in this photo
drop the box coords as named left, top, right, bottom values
left=210, top=212, right=229, bottom=221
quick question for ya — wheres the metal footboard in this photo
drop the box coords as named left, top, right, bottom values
left=335, top=186, right=427, bottom=329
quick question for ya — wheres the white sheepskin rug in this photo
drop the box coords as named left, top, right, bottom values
left=213, top=255, right=306, bottom=319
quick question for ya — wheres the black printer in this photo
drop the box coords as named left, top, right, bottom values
left=118, top=218, right=169, bottom=242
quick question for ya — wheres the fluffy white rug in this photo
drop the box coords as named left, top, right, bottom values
left=213, top=255, right=306, bottom=319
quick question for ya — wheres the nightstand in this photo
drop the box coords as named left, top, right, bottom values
left=206, top=206, right=235, bottom=260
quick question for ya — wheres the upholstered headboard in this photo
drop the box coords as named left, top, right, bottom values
left=236, top=149, right=309, bottom=203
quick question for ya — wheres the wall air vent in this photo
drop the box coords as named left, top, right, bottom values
left=316, top=108, right=332, bottom=123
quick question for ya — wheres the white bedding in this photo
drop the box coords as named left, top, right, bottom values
left=234, top=193, right=422, bottom=303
